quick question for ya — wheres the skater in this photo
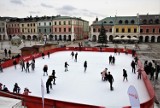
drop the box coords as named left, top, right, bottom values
left=13, top=83, right=20, bottom=94
left=109, top=55, right=112, bottom=64
left=84, top=61, right=87, bottom=72
left=23, top=88, right=31, bottom=95
left=42, top=52, right=45, bottom=59
left=71, top=51, right=74, bottom=59
left=26, top=61, right=30, bottom=72
left=8, top=49, right=11, bottom=57
left=137, top=68, right=142, bottom=79
left=101, top=68, right=108, bottom=81
left=31, top=60, right=35, bottom=71
left=107, top=72, right=114, bottom=91
left=2, top=85, right=9, bottom=92
left=131, top=60, right=136, bottom=74
left=46, top=76, right=53, bottom=94
left=52, top=70, right=57, bottom=85
left=4, top=48, right=7, bottom=57
left=64, top=62, right=69, bottom=72
left=20, top=59, right=25, bottom=72
left=0, top=63, right=3, bottom=72
left=47, top=52, right=50, bottom=58
left=112, top=56, right=115, bottom=64
left=43, top=65, right=48, bottom=76
left=123, top=69, right=128, bottom=81
left=0, top=83, right=3, bottom=90
left=114, top=48, right=117, bottom=55
left=13, top=59, right=17, bottom=69
left=75, top=52, right=78, bottom=62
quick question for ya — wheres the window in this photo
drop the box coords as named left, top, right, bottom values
left=125, top=20, right=128, bottom=24
left=59, top=21, right=61, bottom=25
left=33, top=23, right=35, bottom=26
left=64, top=28, right=66, bottom=32
left=152, top=29, right=155, bottom=33
left=64, top=21, right=66, bottom=25
left=44, top=22, right=46, bottom=26
left=39, top=29, right=41, bottom=33
left=68, top=21, right=71, bottom=25
left=116, top=28, right=119, bottom=33
left=39, top=23, right=41, bottom=26
left=55, top=28, right=57, bottom=32
left=49, top=22, right=51, bottom=26
left=131, top=20, right=135, bottom=24
left=27, top=24, right=29, bottom=27
left=22, top=29, right=24, bottom=33
left=59, top=28, right=61, bottom=32
left=146, top=29, right=149, bottom=33
left=98, top=28, right=100, bottom=32
left=50, top=29, right=51, bottom=32
left=128, top=28, right=131, bottom=33
left=122, top=28, right=125, bottom=33
left=55, top=22, right=57, bottom=25
left=119, top=20, right=123, bottom=24
left=44, top=29, right=46, bottom=33
left=93, top=28, right=96, bottom=32
left=134, top=28, right=137, bottom=33
left=31, top=29, right=32, bottom=33
left=140, top=29, right=143, bottom=33
left=68, top=28, right=71, bottom=32
left=109, top=29, right=112, bottom=32
left=34, top=29, right=35, bottom=33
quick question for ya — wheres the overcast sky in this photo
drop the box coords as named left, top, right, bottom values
left=0, top=0, right=160, bottom=24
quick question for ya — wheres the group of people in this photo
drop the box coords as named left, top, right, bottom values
left=4, top=48, right=12, bottom=58
left=109, top=55, right=115, bottom=65
left=0, top=82, right=31, bottom=95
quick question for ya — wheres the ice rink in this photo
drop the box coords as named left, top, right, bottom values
left=0, top=51, right=150, bottom=107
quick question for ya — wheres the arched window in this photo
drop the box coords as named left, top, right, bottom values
left=149, top=19, right=153, bottom=24
left=119, top=20, right=123, bottom=24
left=142, top=19, right=147, bottom=24
left=131, top=20, right=135, bottom=24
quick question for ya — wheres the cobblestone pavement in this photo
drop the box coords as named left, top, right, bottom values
left=0, top=41, right=159, bottom=107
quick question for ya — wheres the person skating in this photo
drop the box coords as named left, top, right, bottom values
left=123, top=69, right=128, bottom=81
left=47, top=52, right=50, bottom=58
left=137, top=68, right=142, bottom=79
left=109, top=55, right=112, bottom=64
left=64, top=62, right=69, bottom=72
left=8, top=49, right=11, bottom=57
left=13, top=59, right=17, bottom=69
left=101, top=68, right=108, bottom=81
left=4, top=48, right=7, bottom=57
left=112, top=56, right=115, bottom=64
left=46, top=76, right=53, bottom=94
left=0, top=63, right=3, bottom=72
left=13, top=83, right=20, bottom=93
left=107, top=72, right=114, bottom=91
left=20, top=59, right=25, bottom=72
left=52, top=70, right=57, bottom=85
left=31, top=60, right=35, bottom=71
left=23, top=88, right=31, bottom=95
left=43, top=65, right=48, bottom=76
left=84, top=61, right=87, bottom=72
left=26, top=61, right=30, bottom=72
left=42, top=52, right=45, bottom=59
left=75, top=52, right=78, bottom=62
left=131, top=60, right=136, bottom=74
left=71, top=51, right=74, bottom=59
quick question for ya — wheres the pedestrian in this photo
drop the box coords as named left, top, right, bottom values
left=43, top=65, right=48, bottom=76
left=0, top=83, right=3, bottom=90
left=13, top=59, right=17, bottom=69
left=46, top=76, right=53, bottom=94
left=107, top=72, right=114, bottom=91
left=71, top=51, right=74, bottom=59
left=31, top=60, right=35, bottom=71
left=84, top=61, right=87, bottom=72
left=3, top=85, right=9, bottom=92
left=23, top=88, right=31, bottom=95
left=8, top=49, right=11, bottom=57
left=131, top=60, right=136, bottom=74
left=26, top=61, right=30, bottom=72
left=21, top=59, right=25, bottom=72
left=112, top=56, right=115, bottom=64
left=4, top=48, right=7, bottom=57
left=52, top=70, right=57, bottom=85
left=101, top=68, right=108, bottom=81
left=75, top=52, right=78, bottom=62
left=155, top=64, right=160, bottom=80
left=64, top=61, right=69, bottom=72
left=123, top=69, right=128, bottom=81
left=47, top=52, right=50, bottom=58
left=13, top=83, right=20, bottom=93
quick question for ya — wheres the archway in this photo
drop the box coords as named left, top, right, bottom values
left=139, top=36, right=143, bottom=42
left=22, top=35, right=26, bottom=40
left=64, top=35, right=66, bottom=41
left=59, top=35, right=62, bottom=41
left=68, top=35, right=71, bottom=41
left=49, top=35, right=53, bottom=41
left=157, top=36, right=160, bottom=43
left=55, top=35, right=57, bottom=41
left=33, top=35, right=37, bottom=41
left=27, top=35, right=31, bottom=40
left=145, top=36, right=149, bottom=42
left=109, top=35, right=113, bottom=42
left=92, top=35, right=97, bottom=42
left=151, top=36, right=155, bottom=43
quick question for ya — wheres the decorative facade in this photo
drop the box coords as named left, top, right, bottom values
left=91, top=14, right=160, bottom=43
left=0, top=18, right=7, bottom=40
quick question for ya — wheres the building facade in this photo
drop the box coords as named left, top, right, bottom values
left=91, top=14, right=160, bottom=43
left=0, top=18, right=7, bottom=40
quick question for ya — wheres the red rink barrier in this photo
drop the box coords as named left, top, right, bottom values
left=0, top=47, right=154, bottom=108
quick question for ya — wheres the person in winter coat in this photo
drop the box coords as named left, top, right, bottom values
left=0, top=63, right=3, bottom=72
left=71, top=51, right=74, bottom=59
left=101, top=68, right=108, bottom=81
left=0, top=83, right=3, bottom=90
left=26, top=61, right=30, bottom=72
left=64, top=62, right=69, bottom=72
left=8, top=49, right=11, bottom=57
left=13, top=83, right=20, bottom=93
left=84, top=61, right=87, bottom=72
left=31, top=60, right=35, bottom=71
left=109, top=55, right=112, bottom=64
left=107, top=72, right=114, bottom=91
left=123, top=69, right=128, bottom=81
left=13, top=59, right=17, bottom=69
left=131, top=60, right=136, bottom=74
left=75, top=52, right=78, bottom=62
left=47, top=52, right=50, bottom=58
left=52, top=70, right=57, bottom=85
left=42, top=52, right=45, bottom=59
left=23, top=88, right=31, bottom=95
left=43, top=65, right=48, bottom=76
left=20, top=59, right=25, bottom=72
left=46, top=76, right=53, bottom=93
left=137, top=68, right=142, bottom=79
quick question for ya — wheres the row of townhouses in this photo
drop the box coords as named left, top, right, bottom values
left=0, top=14, right=160, bottom=43
left=0, top=15, right=89, bottom=41
left=91, top=14, right=160, bottom=43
